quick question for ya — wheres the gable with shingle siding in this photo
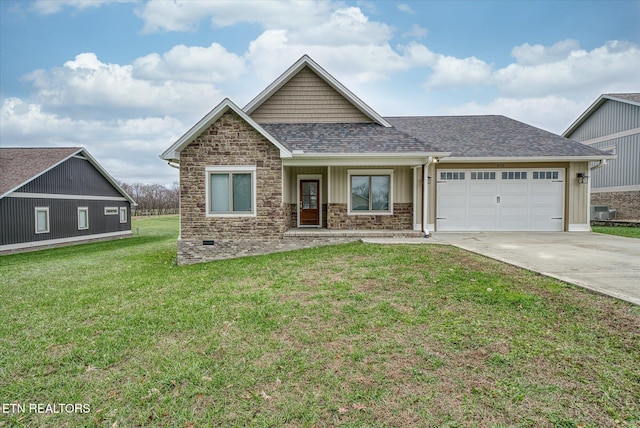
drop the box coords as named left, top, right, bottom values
left=249, top=66, right=372, bottom=124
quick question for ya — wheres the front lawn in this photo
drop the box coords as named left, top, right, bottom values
left=1, top=215, right=638, bottom=427
left=592, top=225, right=640, bottom=239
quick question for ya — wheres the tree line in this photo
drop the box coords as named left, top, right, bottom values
left=119, top=182, right=179, bottom=216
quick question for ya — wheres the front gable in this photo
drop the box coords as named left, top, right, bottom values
left=244, top=55, right=390, bottom=127
left=249, top=66, right=372, bottom=124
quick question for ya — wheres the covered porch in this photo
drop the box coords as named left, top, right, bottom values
left=282, top=157, right=438, bottom=236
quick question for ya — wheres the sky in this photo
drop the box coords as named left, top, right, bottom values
left=1, top=0, right=639, bottom=187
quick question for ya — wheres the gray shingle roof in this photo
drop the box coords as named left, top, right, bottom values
left=261, top=123, right=442, bottom=153
left=605, top=93, right=640, bottom=104
left=385, top=115, right=610, bottom=158
left=0, top=147, right=82, bottom=197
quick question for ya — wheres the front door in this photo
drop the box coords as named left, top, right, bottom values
left=299, top=180, right=320, bottom=226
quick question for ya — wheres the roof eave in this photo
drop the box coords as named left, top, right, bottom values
left=562, top=93, right=640, bottom=137
left=159, top=98, right=292, bottom=164
left=440, top=155, right=617, bottom=163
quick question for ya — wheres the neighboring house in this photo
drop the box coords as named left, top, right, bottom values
left=160, top=55, right=614, bottom=265
left=0, top=147, right=136, bottom=253
left=563, top=93, right=640, bottom=220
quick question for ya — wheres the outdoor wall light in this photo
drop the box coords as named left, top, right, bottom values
left=576, top=172, right=589, bottom=184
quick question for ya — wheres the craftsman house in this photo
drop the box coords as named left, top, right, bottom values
left=0, top=147, right=136, bottom=253
left=160, top=55, right=614, bottom=264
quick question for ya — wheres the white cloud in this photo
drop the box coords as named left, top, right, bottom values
left=424, top=55, right=493, bottom=90
left=402, top=24, right=428, bottom=39
left=136, top=0, right=333, bottom=33
left=132, top=43, right=245, bottom=83
left=445, top=96, right=584, bottom=134
left=31, top=0, right=135, bottom=15
left=24, top=52, right=222, bottom=120
left=0, top=97, right=181, bottom=183
left=397, top=4, right=416, bottom=14
left=495, top=40, right=640, bottom=98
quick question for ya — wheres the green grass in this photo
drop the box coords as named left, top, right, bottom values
left=592, top=225, right=640, bottom=239
left=1, top=215, right=639, bottom=427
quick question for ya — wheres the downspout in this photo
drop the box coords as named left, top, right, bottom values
left=586, top=159, right=608, bottom=225
left=167, top=159, right=181, bottom=239
left=422, top=157, right=433, bottom=238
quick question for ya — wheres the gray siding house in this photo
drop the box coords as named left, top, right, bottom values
left=0, top=147, right=136, bottom=253
left=563, top=93, right=640, bottom=219
left=161, top=55, right=615, bottom=265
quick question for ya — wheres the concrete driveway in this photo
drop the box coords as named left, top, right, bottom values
left=432, top=232, right=640, bottom=306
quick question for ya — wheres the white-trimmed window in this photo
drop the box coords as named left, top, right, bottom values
left=206, top=166, right=256, bottom=217
left=348, top=169, right=393, bottom=215
left=78, top=207, right=89, bottom=230
left=35, top=207, right=50, bottom=234
left=119, top=207, right=127, bottom=223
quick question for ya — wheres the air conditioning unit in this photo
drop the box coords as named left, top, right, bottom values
left=591, top=205, right=617, bottom=220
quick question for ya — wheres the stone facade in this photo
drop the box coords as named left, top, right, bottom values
left=178, top=110, right=287, bottom=264
left=327, top=203, right=413, bottom=230
left=591, top=191, right=640, bottom=220
left=177, top=236, right=361, bottom=265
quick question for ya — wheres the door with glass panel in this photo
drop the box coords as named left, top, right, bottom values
left=299, top=180, right=320, bottom=226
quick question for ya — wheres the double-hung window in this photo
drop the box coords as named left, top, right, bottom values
left=206, top=166, right=256, bottom=216
left=348, top=169, right=393, bottom=214
left=78, top=207, right=89, bottom=230
left=35, top=207, right=50, bottom=234
left=119, top=207, right=127, bottom=223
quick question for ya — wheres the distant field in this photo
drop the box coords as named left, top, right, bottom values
left=1, top=215, right=638, bottom=427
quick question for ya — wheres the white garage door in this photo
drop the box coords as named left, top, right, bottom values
left=436, top=169, right=564, bottom=231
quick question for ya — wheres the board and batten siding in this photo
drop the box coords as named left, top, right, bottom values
left=250, top=66, right=372, bottom=124
left=284, top=167, right=328, bottom=204
left=568, top=99, right=640, bottom=141
left=0, top=197, right=130, bottom=246
left=15, top=156, right=123, bottom=197
left=567, top=162, right=589, bottom=226
left=589, top=135, right=640, bottom=189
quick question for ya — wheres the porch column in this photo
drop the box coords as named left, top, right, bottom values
left=423, top=164, right=429, bottom=237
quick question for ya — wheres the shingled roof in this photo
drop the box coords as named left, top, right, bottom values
left=0, top=147, right=136, bottom=204
left=386, top=115, right=610, bottom=158
left=0, top=147, right=82, bottom=197
left=261, top=123, right=443, bottom=154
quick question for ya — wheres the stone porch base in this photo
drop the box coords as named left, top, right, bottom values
left=177, top=229, right=424, bottom=265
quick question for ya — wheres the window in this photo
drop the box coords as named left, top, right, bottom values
left=501, top=171, right=527, bottom=180
left=348, top=170, right=392, bottom=214
left=439, top=171, right=466, bottom=181
left=35, top=207, right=49, bottom=234
left=471, top=171, right=496, bottom=180
left=104, top=207, right=118, bottom=215
left=206, top=166, right=256, bottom=216
left=78, top=207, right=89, bottom=230
left=533, top=171, right=559, bottom=180
left=119, top=207, right=127, bottom=223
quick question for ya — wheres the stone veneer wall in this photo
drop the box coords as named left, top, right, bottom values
left=327, top=203, right=413, bottom=230
left=178, top=110, right=287, bottom=265
left=591, top=191, right=640, bottom=220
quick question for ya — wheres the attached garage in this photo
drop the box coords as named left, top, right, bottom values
left=436, top=168, right=565, bottom=231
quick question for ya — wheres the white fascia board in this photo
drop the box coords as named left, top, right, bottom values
left=562, top=94, right=640, bottom=138
left=0, top=148, right=83, bottom=200
left=283, top=152, right=450, bottom=167
left=243, top=55, right=391, bottom=127
left=78, top=149, right=138, bottom=206
left=440, top=155, right=617, bottom=163
left=0, top=148, right=137, bottom=206
left=159, top=98, right=292, bottom=163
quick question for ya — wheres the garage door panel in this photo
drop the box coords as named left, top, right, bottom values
left=469, top=218, right=498, bottom=230
left=437, top=169, right=564, bottom=232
